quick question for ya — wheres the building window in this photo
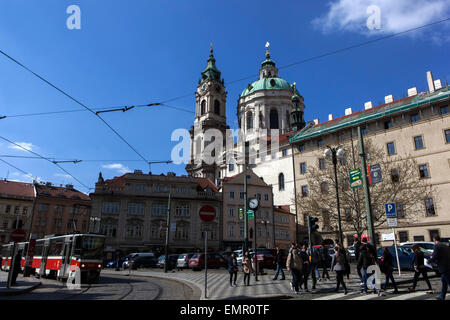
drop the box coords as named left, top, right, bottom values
left=155, top=185, right=169, bottom=192
left=22, top=207, right=29, bottom=215
left=38, top=203, right=49, bottom=212
left=175, top=204, right=190, bottom=217
left=397, top=202, right=405, bottom=218
left=317, top=139, right=323, bottom=147
left=239, top=225, right=244, bottom=237
left=126, top=225, right=143, bottom=238
left=413, top=235, right=425, bottom=241
left=257, top=193, right=261, bottom=201
left=229, top=208, right=234, bottom=217
left=5, top=205, right=11, bottom=214
left=319, top=158, right=325, bottom=170
left=228, top=224, right=234, bottom=238
left=247, top=111, right=254, bottom=129
left=257, top=226, right=262, bottom=237
left=338, top=134, right=344, bottom=142
left=278, top=173, right=285, bottom=191
left=410, top=113, right=419, bottom=123
left=264, top=194, right=269, bottom=201
left=419, top=164, right=429, bottom=178
left=201, top=100, right=206, bottom=115
left=175, top=224, right=189, bottom=240
left=425, top=198, right=435, bottom=216
left=229, top=163, right=234, bottom=172
left=387, top=142, right=396, bottom=155
left=445, top=129, right=450, bottom=143
left=54, top=205, right=65, bottom=214
left=14, top=206, right=20, bottom=215
left=361, top=128, right=367, bottom=136
left=301, top=185, right=308, bottom=197
left=229, top=191, right=235, bottom=199
left=320, top=182, right=328, bottom=194
left=440, top=105, right=448, bottom=115
left=81, top=220, right=87, bottom=231
left=384, top=120, right=392, bottom=129
left=257, top=211, right=262, bottom=218
left=391, top=169, right=399, bottom=182
left=398, top=231, right=408, bottom=243
left=101, top=224, right=117, bottom=237
left=130, top=184, right=147, bottom=192
left=239, top=192, right=244, bottom=200
left=414, top=136, right=424, bottom=150
left=214, top=100, right=220, bottom=115
left=270, top=109, right=279, bottom=129
left=428, top=229, right=440, bottom=241
left=298, top=144, right=305, bottom=152
left=282, top=149, right=288, bottom=157
left=128, top=202, right=145, bottom=215
left=102, top=202, right=119, bottom=214
left=152, top=204, right=167, bottom=216
left=300, top=162, right=306, bottom=174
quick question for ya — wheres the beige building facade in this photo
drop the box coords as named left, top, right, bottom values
left=290, top=72, right=450, bottom=247
left=221, top=169, right=274, bottom=251
left=273, top=205, right=296, bottom=250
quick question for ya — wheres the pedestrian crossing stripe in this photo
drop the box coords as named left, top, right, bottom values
left=313, top=292, right=347, bottom=300
left=384, top=291, right=429, bottom=300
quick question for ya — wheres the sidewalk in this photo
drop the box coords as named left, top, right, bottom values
left=102, top=265, right=437, bottom=300
left=0, top=271, right=41, bottom=296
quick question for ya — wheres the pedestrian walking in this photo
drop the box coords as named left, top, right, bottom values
left=354, top=237, right=362, bottom=262
left=242, top=251, right=253, bottom=286
left=357, top=245, right=378, bottom=294
left=380, top=247, right=399, bottom=294
left=228, top=252, right=238, bottom=287
left=286, top=247, right=303, bottom=294
left=307, top=245, right=321, bottom=289
left=408, top=244, right=433, bottom=294
left=299, top=245, right=311, bottom=292
left=427, top=235, right=450, bottom=300
left=331, top=247, right=348, bottom=294
left=10, top=250, right=22, bottom=286
left=320, top=242, right=331, bottom=280
left=273, top=247, right=285, bottom=280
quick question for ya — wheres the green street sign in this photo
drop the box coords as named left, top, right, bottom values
left=349, top=168, right=362, bottom=188
left=238, top=208, right=244, bottom=220
left=247, top=209, right=255, bottom=220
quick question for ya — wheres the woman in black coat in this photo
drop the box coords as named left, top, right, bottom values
left=408, top=245, right=433, bottom=293
left=380, top=247, right=399, bottom=293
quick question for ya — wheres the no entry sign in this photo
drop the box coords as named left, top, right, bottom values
left=199, top=205, right=216, bottom=222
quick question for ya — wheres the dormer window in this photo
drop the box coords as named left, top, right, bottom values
left=270, top=79, right=276, bottom=87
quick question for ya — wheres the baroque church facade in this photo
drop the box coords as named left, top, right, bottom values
left=186, top=46, right=306, bottom=212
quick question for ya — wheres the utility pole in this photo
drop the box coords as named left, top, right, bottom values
left=357, top=126, right=376, bottom=251
left=164, top=193, right=171, bottom=273
left=244, top=169, right=248, bottom=253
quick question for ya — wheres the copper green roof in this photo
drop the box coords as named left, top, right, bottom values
left=200, top=49, right=222, bottom=84
left=289, top=86, right=450, bottom=144
left=240, top=78, right=300, bottom=97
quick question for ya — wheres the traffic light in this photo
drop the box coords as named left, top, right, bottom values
left=308, top=216, right=319, bottom=233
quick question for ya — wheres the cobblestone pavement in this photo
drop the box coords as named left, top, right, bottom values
left=101, top=265, right=445, bottom=301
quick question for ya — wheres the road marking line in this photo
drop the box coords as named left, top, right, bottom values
left=385, top=291, right=428, bottom=300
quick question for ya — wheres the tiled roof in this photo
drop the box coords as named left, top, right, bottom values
left=195, top=177, right=219, bottom=192
left=290, top=86, right=450, bottom=143
left=0, top=180, right=34, bottom=199
left=35, top=184, right=90, bottom=201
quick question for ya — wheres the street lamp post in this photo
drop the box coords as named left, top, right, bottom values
left=324, top=146, right=345, bottom=246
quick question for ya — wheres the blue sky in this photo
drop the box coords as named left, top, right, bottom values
left=0, top=0, right=449, bottom=193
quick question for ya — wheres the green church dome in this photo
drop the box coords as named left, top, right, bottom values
left=240, top=78, right=299, bottom=97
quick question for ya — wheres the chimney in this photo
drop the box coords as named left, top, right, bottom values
left=345, top=108, right=353, bottom=115
left=426, top=71, right=435, bottom=93
left=384, top=95, right=394, bottom=104
left=313, top=119, right=319, bottom=125
left=434, top=79, right=442, bottom=90
left=65, top=184, right=74, bottom=190
left=364, top=101, right=373, bottom=110
left=408, top=87, right=418, bottom=97
left=328, top=114, right=333, bottom=121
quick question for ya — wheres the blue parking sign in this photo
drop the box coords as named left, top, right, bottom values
left=385, top=203, right=397, bottom=218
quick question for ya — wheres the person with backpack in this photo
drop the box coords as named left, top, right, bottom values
left=379, top=247, right=399, bottom=294
left=272, top=247, right=285, bottom=280
left=331, top=246, right=348, bottom=294
left=408, top=244, right=433, bottom=294
left=286, top=247, right=303, bottom=294
left=307, top=245, right=321, bottom=289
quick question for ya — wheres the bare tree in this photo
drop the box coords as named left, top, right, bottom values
left=297, top=138, right=434, bottom=239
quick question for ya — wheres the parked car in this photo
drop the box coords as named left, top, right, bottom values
left=398, top=244, right=438, bottom=273
left=106, top=257, right=127, bottom=268
left=376, top=246, right=432, bottom=271
left=252, top=249, right=281, bottom=270
left=234, top=249, right=254, bottom=266
left=347, top=246, right=356, bottom=261
left=157, top=254, right=179, bottom=270
left=177, top=253, right=196, bottom=269
left=130, top=255, right=158, bottom=270
left=189, top=253, right=227, bottom=270
left=399, top=242, right=435, bottom=254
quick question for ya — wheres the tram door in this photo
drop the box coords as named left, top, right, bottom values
left=59, top=239, right=72, bottom=279
left=39, top=241, right=50, bottom=277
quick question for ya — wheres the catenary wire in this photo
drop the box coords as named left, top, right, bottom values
left=0, top=158, right=37, bottom=181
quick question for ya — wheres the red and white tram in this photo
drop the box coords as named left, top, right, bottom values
left=1, top=233, right=105, bottom=283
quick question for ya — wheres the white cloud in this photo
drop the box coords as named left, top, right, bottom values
left=8, top=142, right=34, bottom=152
left=313, top=0, right=450, bottom=38
left=101, top=163, right=131, bottom=174
left=54, top=173, right=73, bottom=180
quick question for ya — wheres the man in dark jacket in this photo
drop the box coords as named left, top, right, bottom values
left=321, top=243, right=331, bottom=280
left=354, top=237, right=361, bottom=262
left=299, top=245, right=310, bottom=292
left=227, top=253, right=238, bottom=287
left=357, top=245, right=377, bottom=294
left=428, top=235, right=450, bottom=300
left=272, top=247, right=285, bottom=280
left=10, top=250, right=22, bottom=286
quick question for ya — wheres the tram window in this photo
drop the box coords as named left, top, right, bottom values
left=48, top=238, right=64, bottom=256
left=74, top=236, right=82, bottom=255
left=34, top=242, right=44, bottom=256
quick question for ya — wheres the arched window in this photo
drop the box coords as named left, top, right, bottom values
left=214, top=100, right=220, bottom=115
left=270, top=109, right=279, bottom=129
left=201, top=100, right=206, bottom=115
left=247, top=111, right=254, bottom=129
left=278, top=173, right=285, bottom=191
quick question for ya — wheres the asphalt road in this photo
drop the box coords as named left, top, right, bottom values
left=0, top=273, right=198, bottom=300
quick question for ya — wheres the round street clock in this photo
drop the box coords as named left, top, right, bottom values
left=248, top=198, right=259, bottom=210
